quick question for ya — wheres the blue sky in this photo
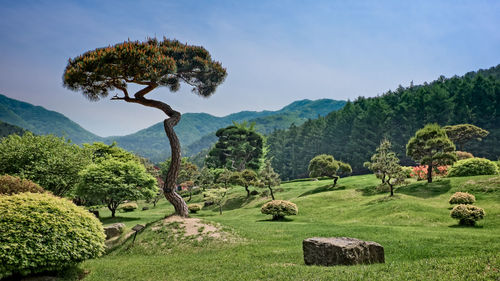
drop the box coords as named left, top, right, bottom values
left=0, top=0, right=499, bottom=136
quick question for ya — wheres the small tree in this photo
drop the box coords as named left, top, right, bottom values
left=203, top=188, right=228, bottom=215
left=443, top=124, right=489, bottom=151
left=64, top=38, right=227, bottom=217
left=215, top=168, right=233, bottom=188
left=197, top=167, right=215, bottom=191
left=77, top=158, right=157, bottom=217
left=230, top=169, right=258, bottom=197
left=365, top=139, right=406, bottom=195
left=406, top=124, right=457, bottom=183
left=259, top=160, right=281, bottom=200
left=180, top=180, right=195, bottom=202
left=308, top=154, right=349, bottom=186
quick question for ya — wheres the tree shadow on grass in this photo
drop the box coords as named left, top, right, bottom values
left=298, top=184, right=345, bottom=197
left=222, top=195, right=256, bottom=211
left=355, top=185, right=386, bottom=196
left=448, top=224, right=483, bottom=229
left=100, top=216, right=142, bottom=225
left=256, top=217, right=294, bottom=222
left=397, top=179, right=452, bottom=198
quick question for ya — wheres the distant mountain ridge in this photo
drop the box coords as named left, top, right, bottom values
left=0, top=94, right=346, bottom=162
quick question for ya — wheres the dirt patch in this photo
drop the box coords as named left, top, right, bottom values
left=152, top=215, right=235, bottom=242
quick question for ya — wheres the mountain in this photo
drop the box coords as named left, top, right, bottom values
left=267, top=64, right=500, bottom=179
left=106, top=99, right=346, bottom=162
left=0, top=93, right=346, bottom=163
left=0, top=94, right=103, bottom=144
left=0, top=121, right=26, bottom=138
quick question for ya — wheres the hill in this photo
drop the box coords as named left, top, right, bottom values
left=0, top=94, right=103, bottom=144
left=80, top=174, right=500, bottom=280
left=106, top=99, right=346, bottom=162
left=0, top=121, right=26, bottom=138
left=267, top=64, right=500, bottom=179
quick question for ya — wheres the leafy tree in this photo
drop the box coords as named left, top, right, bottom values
left=63, top=38, right=227, bottom=217
left=259, top=160, right=281, bottom=200
left=364, top=139, right=395, bottom=184
left=0, top=132, right=91, bottom=196
left=203, top=188, right=228, bottom=215
left=180, top=180, right=196, bottom=202
left=77, top=158, right=157, bottom=217
left=308, top=154, right=349, bottom=186
left=206, top=122, right=265, bottom=171
left=196, top=167, right=216, bottom=191
left=230, top=169, right=258, bottom=197
left=84, top=142, right=137, bottom=163
left=443, top=124, right=489, bottom=151
left=214, top=168, right=233, bottom=188
left=406, top=124, right=457, bottom=183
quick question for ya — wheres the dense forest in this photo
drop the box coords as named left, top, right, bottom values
left=267, top=65, right=500, bottom=180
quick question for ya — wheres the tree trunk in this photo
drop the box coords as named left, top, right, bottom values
left=381, top=173, right=386, bottom=184
left=333, top=176, right=339, bottom=187
left=389, top=183, right=394, bottom=196
left=245, top=185, right=250, bottom=197
left=163, top=117, right=189, bottom=217
left=219, top=205, right=222, bottom=215
left=427, top=163, right=433, bottom=183
left=188, top=190, right=192, bottom=202
left=268, top=186, right=275, bottom=200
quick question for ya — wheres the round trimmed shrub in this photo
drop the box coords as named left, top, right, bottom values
left=0, top=174, right=44, bottom=195
left=448, top=158, right=499, bottom=177
left=450, top=204, right=485, bottom=226
left=120, top=202, right=138, bottom=212
left=261, top=200, right=298, bottom=220
left=0, top=193, right=105, bottom=278
left=188, top=204, right=202, bottom=214
left=455, top=151, right=474, bottom=160
left=449, top=192, right=475, bottom=205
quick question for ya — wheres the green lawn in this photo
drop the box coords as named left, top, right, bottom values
left=79, top=175, right=500, bottom=280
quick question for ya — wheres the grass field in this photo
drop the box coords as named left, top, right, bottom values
left=76, top=174, right=500, bottom=280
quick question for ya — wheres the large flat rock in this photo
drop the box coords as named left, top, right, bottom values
left=303, top=237, right=384, bottom=266
left=103, top=223, right=125, bottom=240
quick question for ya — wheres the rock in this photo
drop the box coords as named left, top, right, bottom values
left=142, top=206, right=149, bottom=211
left=103, top=223, right=126, bottom=240
left=303, top=237, right=384, bottom=266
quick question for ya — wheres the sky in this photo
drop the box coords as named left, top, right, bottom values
left=0, top=0, right=499, bottom=137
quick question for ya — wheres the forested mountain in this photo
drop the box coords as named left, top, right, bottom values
left=0, top=94, right=103, bottom=144
left=107, top=99, right=345, bottom=162
left=268, top=64, right=500, bottom=180
left=0, top=121, right=26, bottom=138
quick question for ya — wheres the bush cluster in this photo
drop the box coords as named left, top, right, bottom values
left=0, top=174, right=45, bottom=195
left=188, top=204, right=202, bottom=214
left=261, top=200, right=298, bottom=220
left=450, top=204, right=485, bottom=226
left=0, top=193, right=105, bottom=278
left=447, top=158, right=499, bottom=177
left=449, top=192, right=476, bottom=205
left=120, top=202, right=138, bottom=212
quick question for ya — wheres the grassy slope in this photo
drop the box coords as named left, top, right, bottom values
left=82, top=175, right=500, bottom=281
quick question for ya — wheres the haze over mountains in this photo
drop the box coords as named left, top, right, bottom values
left=0, top=94, right=345, bottom=162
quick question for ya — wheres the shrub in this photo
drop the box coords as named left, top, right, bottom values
left=0, top=174, right=45, bottom=195
left=449, top=192, right=476, bottom=205
left=188, top=204, right=202, bottom=213
left=455, top=151, right=474, bottom=160
left=401, top=167, right=413, bottom=178
left=450, top=204, right=485, bottom=226
left=447, top=158, right=499, bottom=177
left=120, top=202, right=138, bottom=212
left=0, top=193, right=105, bottom=278
left=261, top=200, right=298, bottom=220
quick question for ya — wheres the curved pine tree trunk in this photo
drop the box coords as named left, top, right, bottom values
left=427, top=163, right=433, bottom=183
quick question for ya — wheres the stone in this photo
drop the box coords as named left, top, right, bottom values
left=103, top=223, right=126, bottom=240
left=303, top=237, right=384, bottom=266
left=142, top=206, right=149, bottom=211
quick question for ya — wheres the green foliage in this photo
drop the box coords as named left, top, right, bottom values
left=196, top=167, right=216, bottom=190
left=448, top=158, right=499, bottom=177
left=0, top=174, right=44, bottom=195
left=214, top=168, right=232, bottom=188
left=449, top=192, right=476, bottom=205
left=308, top=154, right=339, bottom=178
left=203, top=188, right=228, bottom=214
left=450, top=204, right=485, bottom=226
left=230, top=169, right=259, bottom=197
left=0, top=193, right=105, bottom=278
left=160, top=157, right=199, bottom=185
left=0, top=132, right=92, bottom=196
left=0, top=120, right=25, bottom=138
left=206, top=122, right=265, bottom=171
left=188, top=204, right=202, bottom=214
left=120, top=202, right=138, bottom=212
left=77, top=158, right=157, bottom=217
left=337, top=162, right=352, bottom=177
left=261, top=200, right=298, bottom=220
left=455, top=151, right=474, bottom=160
left=268, top=67, right=500, bottom=180
left=406, top=124, right=457, bottom=182
left=259, top=160, right=281, bottom=200
left=443, top=124, right=489, bottom=150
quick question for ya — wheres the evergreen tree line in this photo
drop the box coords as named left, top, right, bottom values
left=267, top=65, right=500, bottom=180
